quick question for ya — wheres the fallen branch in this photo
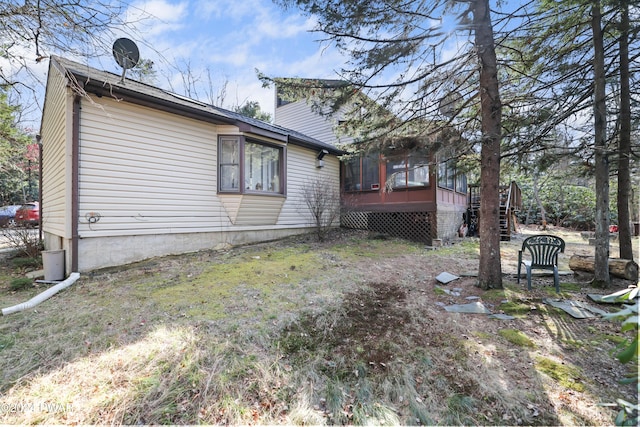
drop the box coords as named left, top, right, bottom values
left=569, top=255, right=638, bottom=281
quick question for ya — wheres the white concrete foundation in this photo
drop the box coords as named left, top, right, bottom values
left=46, top=227, right=314, bottom=272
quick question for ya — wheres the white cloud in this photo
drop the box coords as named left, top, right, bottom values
left=254, top=12, right=315, bottom=39
left=225, top=0, right=268, bottom=20
left=194, top=0, right=271, bottom=21
left=227, top=79, right=273, bottom=110
left=208, top=48, right=250, bottom=68
left=126, top=0, right=189, bottom=37
left=278, top=44, right=345, bottom=79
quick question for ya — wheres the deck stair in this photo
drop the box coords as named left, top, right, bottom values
left=467, top=181, right=522, bottom=240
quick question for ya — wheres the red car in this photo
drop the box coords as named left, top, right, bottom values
left=15, top=202, right=40, bottom=227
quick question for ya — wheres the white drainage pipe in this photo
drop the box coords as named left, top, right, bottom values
left=2, top=272, right=81, bottom=316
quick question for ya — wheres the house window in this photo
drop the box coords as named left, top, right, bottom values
left=385, top=154, right=430, bottom=189
left=344, top=153, right=379, bottom=191
left=219, top=137, right=240, bottom=191
left=218, top=136, right=283, bottom=194
left=362, top=154, right=379, bottom=190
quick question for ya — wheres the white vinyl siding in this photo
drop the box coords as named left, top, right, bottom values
left=41, top=65, right=72, bottom=238
left=77, top=97, right=231, bottom=237
left=276, top=100, right=328, bottom=141
left=218, top=194, right=242, bottom=223
left=278, top=144, right=340, bottom=227
left=275, top=100, right=352, bottom=146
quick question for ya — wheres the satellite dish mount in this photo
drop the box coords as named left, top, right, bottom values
left=112, top=38, right=140, bottom=82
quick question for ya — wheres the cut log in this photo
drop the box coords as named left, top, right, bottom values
left=569, top=255, right=639, bottom=281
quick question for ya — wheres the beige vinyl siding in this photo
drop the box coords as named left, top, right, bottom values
left=218, top=194, right=242, bottom=222
left=78, top=97, right=232, bottom=237
left=219, top=194, right=285, bottom=225
left=278, top=144, right=340, bottom=227
left=217, top=125, right=241, bottom=135
left=41, top=65, right=72, bottom=238
left=233, top=195, right=285, bottom=225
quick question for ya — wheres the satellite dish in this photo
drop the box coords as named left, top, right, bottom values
left=113, top=38, right=139, bottom=69
left=112, top=38, right=139, bottom=82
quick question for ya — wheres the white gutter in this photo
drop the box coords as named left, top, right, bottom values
left=2, top=272, right=81, bottom=316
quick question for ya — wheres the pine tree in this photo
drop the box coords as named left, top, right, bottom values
left=270, top=0, right=507, bottom=288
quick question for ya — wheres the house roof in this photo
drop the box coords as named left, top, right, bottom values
left=49, top=56, right=342, bottom=155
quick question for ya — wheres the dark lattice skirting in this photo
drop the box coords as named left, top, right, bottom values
left=341, top=211, right=436, bottom=244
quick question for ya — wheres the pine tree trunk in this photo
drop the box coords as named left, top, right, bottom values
left=473, top=0, right=503, bottom=290
left=617, top=0, right=633, bottom=261
left=591, top=2, right=611, bottom=287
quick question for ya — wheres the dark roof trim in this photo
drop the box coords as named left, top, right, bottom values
left=237, top=122, right=287, bottom=143
left=51, top=56, right=343, bottom=155
left=85, top=79, right=238, bottom=127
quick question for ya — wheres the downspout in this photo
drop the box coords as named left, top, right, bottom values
left=37, top=134, right=43, bottom=243
left=2, top=273, right=81, bottom=316
left=71, top=95, right=80, bottom=272
left=2, top=96, right=84, bottom=316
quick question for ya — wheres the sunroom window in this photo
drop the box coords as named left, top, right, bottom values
left=218, top=136, right=283, bottom=194
left=385, top=154, right=430, bottom=189
left=343, top=153, right=379, bottom=191
left=438, top=159, right=455, bottom=190
left=438, top=158, right=467, bottom=193
left=456, top=173, right=467, bottom=194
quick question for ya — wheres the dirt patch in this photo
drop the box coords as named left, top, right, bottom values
left=280, top=282, right=413, bottom=368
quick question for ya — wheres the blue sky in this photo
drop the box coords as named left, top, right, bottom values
left=107, top=0, right=346, bottom=118
left=12, top=0, right=552, bottom=130
left=6, top=0, right=346, bottom=130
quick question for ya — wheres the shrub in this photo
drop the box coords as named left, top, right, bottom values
left=2, top=227, right=42, bottom=258
left=301, top=177, right=341, bottom=241
left=12, top=257, right=41, bottom=270
left=9, top=277, right=33, bottom=291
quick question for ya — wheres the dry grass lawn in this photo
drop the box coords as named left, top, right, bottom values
left=0, top=226, right=637, bottom=425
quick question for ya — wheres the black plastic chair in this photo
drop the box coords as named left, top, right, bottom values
left=517, top=235, right=565, bottom=292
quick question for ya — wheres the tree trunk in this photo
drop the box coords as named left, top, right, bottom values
left=569, top=255, right=638, bottom=281
left=617, top=0, right=633, bottom=261
left=591, top=2, right=611, bottom=287
left=473, top=0, right=503, bottom=289
left=532, top=173, right=547, bottom=228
